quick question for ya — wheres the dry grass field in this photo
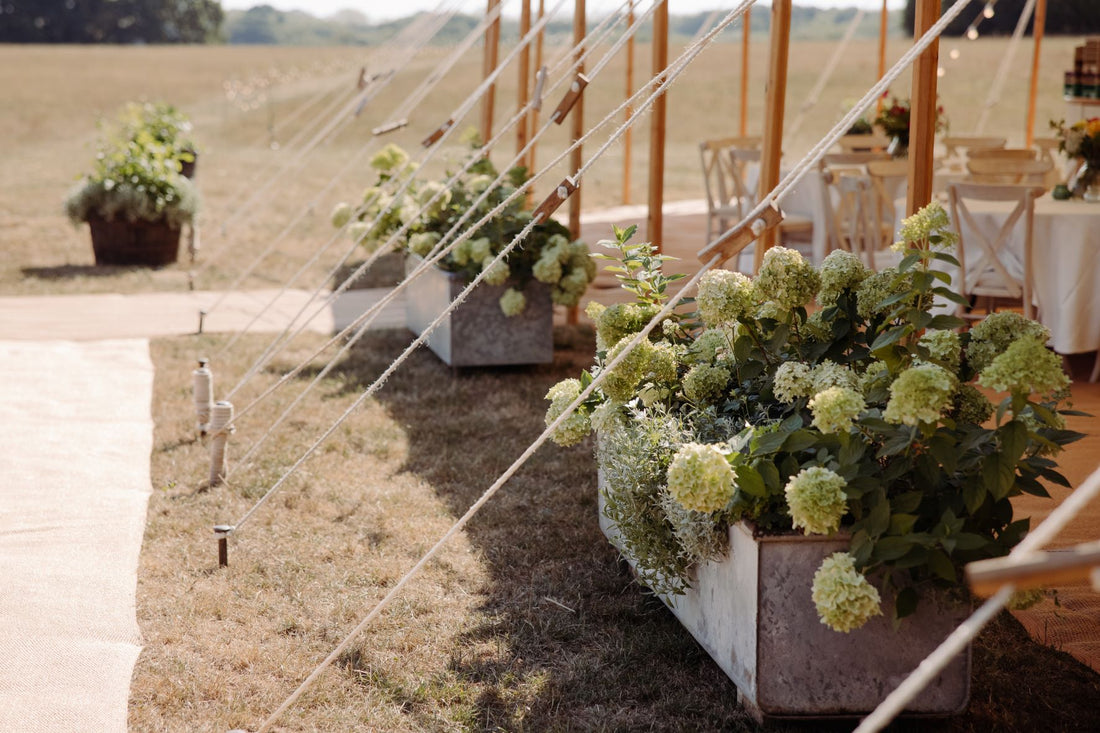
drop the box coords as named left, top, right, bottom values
left=0, top=34, right=1080, bottom=297
left=3, top=28, right=1099, bottom=731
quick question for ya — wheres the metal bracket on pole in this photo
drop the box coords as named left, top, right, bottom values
left=550, top=73, right=589, bottom=124
left=696, top=203, right=785, bottom=267
left=531, top=177, right=579, bottom=222
left=197, top=309, right=207, bottom=335
left=213, top=524, right=235, bottom=567
left=422, top=117, right=454, bottom=147
left=532, top=65, right=548, bottom=111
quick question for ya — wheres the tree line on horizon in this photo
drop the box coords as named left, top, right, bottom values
left=1, top=1, right=1096, bottom=45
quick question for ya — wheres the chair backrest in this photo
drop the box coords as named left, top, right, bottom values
left=965, top=158, right=1053, bottom=186
left=698, top=138, right=741, bottom=215
left=835, top=174, right=882, bottom=268
left=1031, top=136, right=1068, bottom=187
left=836, top=133, right=892, bottom=154
left=823, top=151, right=891, bottom=169
left=865, top=159, right=910, bottom=250
left=947, top=182, right=1046, bottom=319
left=967, top=147, right=1039, bottom=161
left=941, top=135, right=1006, bottom=159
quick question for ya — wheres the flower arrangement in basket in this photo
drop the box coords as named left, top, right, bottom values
left=1051, top=117, right=1100, bottom=199
left=545, top=204, right=1080, bottom=633
left=331, top=142, right=595, bottom=317
left=64, top=101, right=199, bottom=229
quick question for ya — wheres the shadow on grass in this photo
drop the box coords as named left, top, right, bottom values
left=21, top=264, right=127, bottom=280
left=321, top=327, right=1100, bottom=732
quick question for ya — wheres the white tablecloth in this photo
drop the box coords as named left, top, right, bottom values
left=902, top=195, right=1100, bottom=355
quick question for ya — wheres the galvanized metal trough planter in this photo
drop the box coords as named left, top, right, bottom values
left=404, top=255, right=553, bottom=368
left=597, top=491, right=971, bottom=722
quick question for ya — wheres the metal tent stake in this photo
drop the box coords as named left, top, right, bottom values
left=192, top=358, right=214, bottom=437
left=214, top=525, right=235, bottom=567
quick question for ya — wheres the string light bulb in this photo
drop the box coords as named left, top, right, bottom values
left=949, top=48, right=960, bottom=60
left=983, top=4, right=995, bottom=19
left=967, top=27, right=979, bottom=40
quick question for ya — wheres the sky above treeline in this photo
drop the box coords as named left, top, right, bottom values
left=221, top=1, right=906, bottom=23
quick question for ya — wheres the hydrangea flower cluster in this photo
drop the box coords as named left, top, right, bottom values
left=546, top=209, right=1076, bottom=634
left=785, top=466, right=848, bottom=535
left=809, top=387, right=864, bottom=434
left=754, top=246, right=822, bottom=310
left=331, top=142, right=595, bottom=317
left=666, top=443, right=735, bottom=513
left=544, top=379, right=590, bottom=447
left=811, top=552, right=883, bottom=633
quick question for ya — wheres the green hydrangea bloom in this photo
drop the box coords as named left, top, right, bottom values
left=415, top=181, right=451, bottom=218
left=859, top=360, right=892, bottom=399
left=595, top=302, right=659, bottom=352
left=919, top=329, right=962, bottom=371
left=408, top=231, right=440, bottom=257
left=533, top=252, right=564, bottom=284
left=967, top=312, right=1052, bottom=373
left=348, top=221, right=371, bottom=247
left=450, top=238, right=473, bottom=267
left=978, top=336, right=1069, bottom=397
left=603, top=337, right=656, bottom=403
left=369, top=143, right=409, bottom=173
left=754, top=246, right=821, bottom=310
left=785, top=466, right=848, bottom=535
left=811, top=552, right=883, bottom=633
left=499, top=287, right=526, bottom=317
left=589, top=400, right=623, bottom=434
left=809, top=386, right=865, bottom=434
left=544, top=379, right=591, bottom=447
left=803, top=309, right=831, bottom=340
left=468, top=237, right=492, bottom=263
left=361, top=185, right=382, bottom=206
left=951, top=383, right=994, bottom=425
left=696, top=269, right=756, bottom=326
left=688, top=328, right=731, bottom=365
left=468, top=174, right=493, bottom=195
left=817, top=249, right=871, bottom=305
left=774, top=361, right=814, bottom=403
left=649, top=341, right=680, bottom=386
left=856, top=267, right=911, bottom=320
left=883, top=363, right=955, bottom=426
left=331, top=202, right=353, bottom=228
left=482, top=256, right=510, bottom=286
left=666, top=443, right=735, bottom=513
left=810, top=360, right=859, bottom=393
left=683, top=364, right=730, bottom=406
left=894, top=200, right=958, bottom=251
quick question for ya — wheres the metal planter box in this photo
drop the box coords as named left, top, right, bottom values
left=598, top=491, right=971, bottom=722
left=404, top=255, right=553, bottom=367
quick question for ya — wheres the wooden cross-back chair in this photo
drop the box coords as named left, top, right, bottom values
left=941, top=135, right=1006, bottom=159
left=815, top=152, right=891, bottom=256
left=699, top=136, right=763, bottom=242
left=966, top=158, right=1053, bottom=186
left=836, top=133, right=892, bottom=154
left=947, top=182, right=1046, bottom=321
left=967, top=147, right=1039, bottom=161
left=727, top=147, right=815, bottom=248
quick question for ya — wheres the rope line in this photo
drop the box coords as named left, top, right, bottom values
left=854, top=464, right=1100, bottom=733
left=206, top=5, right=511, bottom=358
left=974, top=0, right=1037, bottom=134
left=251, top=248, right=722, bottom=733
left=225, top=0, right=652, bottom=471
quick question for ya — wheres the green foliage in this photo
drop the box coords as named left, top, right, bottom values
left=331, top=142, right=594, bottom=317
left=549, top=211, right=1082, bottom=630
left=64, top=102, right=199, bottom=228
left=0, top=1, right=224, bottom=43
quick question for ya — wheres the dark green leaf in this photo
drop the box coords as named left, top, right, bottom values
left=927, top=549, right=957, bottom=582
left=782, top=429, right=819, bottom=454
left=889, top=513, right=918, bottom=535
left=895, top=587, right=919, bottom=620
left=734, top=464, right=767, bottom=498
left=872, top=536, right=913, bottom=562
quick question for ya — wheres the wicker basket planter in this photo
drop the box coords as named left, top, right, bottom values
left=597, top=488, right=971, bottom=722
left=404, top=254, right=553, bottom=367
left=88, top=216, right=181, bottom=267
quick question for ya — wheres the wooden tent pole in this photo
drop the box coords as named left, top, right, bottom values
left=568, top=0, right=586, bottom=241
left=480, top=0, right=502, bottom=145
left=517, top=0, right=532, bottom=157
left=527, top=0, right=546, bottom=175
left=622, top=0, right=635, bottom=205
left=753, top=0, right=792, bottom=273
left=647, top=0, right=669, bottom=251
left=905, top=0, right=941, bottom=218
left=1025, top=0, right=1047, bottom=147
left=740, top=8, right=751, bottom=136
left=877, top=0, right=888, bottom=115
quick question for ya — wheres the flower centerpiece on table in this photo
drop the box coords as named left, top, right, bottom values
left=1052, top=117, right=1100, bottom=200
left=545, top=205, right=1080, bottom=633
left=873, top=93, right=947, bottom=158
left=331, top=141, right=595, bottom=317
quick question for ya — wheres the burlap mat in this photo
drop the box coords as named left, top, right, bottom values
left=0, top=340, right=153, bottom=731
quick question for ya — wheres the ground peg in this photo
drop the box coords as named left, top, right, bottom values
left=214, top=524, right=235, bottom=567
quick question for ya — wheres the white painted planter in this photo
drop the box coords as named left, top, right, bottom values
left=598, top=489, right=971, bottom=721
left=404, top=255, right=553, bottom=367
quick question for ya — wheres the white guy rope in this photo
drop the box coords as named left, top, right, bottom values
left=204, top=4, right=511, bottom=353
left=251, top=248, right=721, bottom=732
left=855, top=463, right=1100, bottom=733
left=223, top=0, right=657, bottom=467
left=974, top=0, right=1037, bottom=134
left=785, top=9, right=865, bottom=141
